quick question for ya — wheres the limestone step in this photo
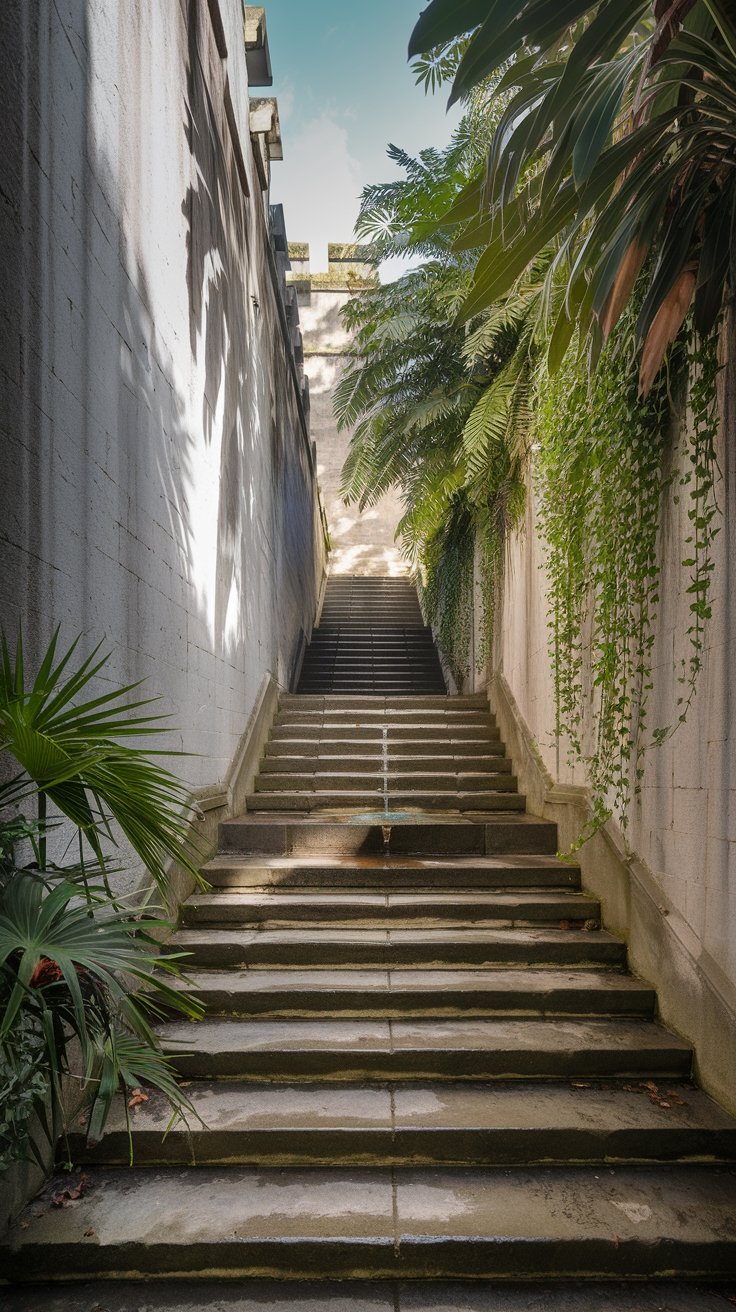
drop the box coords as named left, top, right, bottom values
left=74, top=1080, right=736, bottom=1168
left=201, top=854, right=582, bottom=890
left=280, top=695, right=488, bottom=709
left=270, top=724, right=501, bottom=741
left=158, top=1017, right=691, bottom=1081
left=171, top=925, right=627, bottom=969
left=266, top=740, right=508, bottom=760
left=4, top=1280, right=732, bottom=1312
left=259, top=756, right=514, bottom=774
left=173, top=967, right=649, bottom=1017
left=274, top=710, right=495, bottom=726
left=253, top=773, right=517, bottom=792
left=181, top=890, right=599, bottom=927
left=218, top=816, right=560, bottom=857
left=245, top=791, right=526, bottom=813
left=5, top=1164, right=735, bottom=1281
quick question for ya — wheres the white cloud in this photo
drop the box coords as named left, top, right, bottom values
left=271, top=112, right=364, bottom=271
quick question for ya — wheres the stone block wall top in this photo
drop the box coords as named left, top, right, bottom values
left=249, top=96, right=283, bottom=160
left=287, top=241, right=379, bottom=293
left=244, top=6, right=273, bottom=87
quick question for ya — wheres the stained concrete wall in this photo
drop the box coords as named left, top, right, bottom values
left=489, top=334, right=736, bottom=1109
left=292, top=247, right=409, bottom=578
left=0, top=0, right=326, bottom=893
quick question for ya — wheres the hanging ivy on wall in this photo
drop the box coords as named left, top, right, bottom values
left=535, top=305, right=720, bottom=847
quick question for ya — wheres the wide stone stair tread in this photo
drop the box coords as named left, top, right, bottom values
left=5, top=1164, right=736, bottom=1280
left=181, top=889, right=598, bottom=925
left=246, top=792, right=527, bottom=813
left=171, top=966, right=653, bottom=1016
left=171, top=924, right=628, bottom=968
left=73, top=1079, right=736, bottom=1166
left=157, top=1016, right=692, bottom=1080
left=4, top=1281, right=734, bottom=1312
left=201, top=853, right=582, bottom=890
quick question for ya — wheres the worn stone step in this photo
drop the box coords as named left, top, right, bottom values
left=201, top=854, right=582, bottom=891
left=6, top=1164, right=735, bottom=1280
left=174, top=967, right=648, bottom=1017
left=280, top=696, right=488, bottom=710
left=245, top=792, right=526, bottom=814
left=270, top=725, right=502, bottom=742
left=171, top=925, right=627, bottom=969
left=219, top=816, right=560, bottom=857
left=159, top=1017, right=691, bottom=1081
left=266, top=739, right=508, bottom=758
left=74, top=1080, right=736, bottom=1167
left=4, top=1280, right=733, bottom=1312
left=253, top=773, right=517, bottom=793
left=181, top=890, right=598, bottom=928
left=275, top=710, right=495, bottom=726
left=260, top=756, right=514, bottom=775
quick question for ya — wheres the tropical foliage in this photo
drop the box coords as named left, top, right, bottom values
left=336, top=1, right=724, bottom=843
left=0, top=630, right=205, bottom=1170
left=408, top=0, right=736, bottom=391
left=337, top=98, right=543, bottom=682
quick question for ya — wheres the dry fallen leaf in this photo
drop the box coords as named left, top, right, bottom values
left=51, top=1173, right=91, bottom=1207
left=128, top=1088, right=149, bottom=1109
left=84, top=1227, right=95, bottom=1237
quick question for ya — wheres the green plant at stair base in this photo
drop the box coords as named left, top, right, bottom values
left=0, top=629, right=207, bottom=1170
left=535, top=304, right=720, bottom=849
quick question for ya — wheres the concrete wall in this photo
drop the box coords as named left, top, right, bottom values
left=292, top=246, right=409, bottom=578
left=0, top=0, right=326, bottom=895
left=490, top=333, right=736, bottom=1111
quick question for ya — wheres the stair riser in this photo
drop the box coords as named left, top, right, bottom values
left=266, top=741, right=507, bottom=757
left=253, top=775, right=517, bottom=792
left=178, top=943, right=627, bottom=969
left=203, top=867, right=582, bottom=890
left=259, top=759, right=514, bottom=774
left=218, top=821, right=560, bottom=856
left=270, top=729, right=501, bottom=744
left=246, top=794, right=526, bottom=813
left=177, top=987, right=651, bottom=1019
left=77, top=1124, right=730, bottom=1168
left=281, top=696, right=488, bottom=709
left=182, top=900, right=599, bottom=927
left=168, top=1049, right=693, bottom=1082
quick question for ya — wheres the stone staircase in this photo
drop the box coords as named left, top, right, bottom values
left=297, top=575, right=446, bottom=694
left=3, top=584, right=736, bottom=1308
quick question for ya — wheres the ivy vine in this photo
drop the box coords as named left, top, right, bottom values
left=535, top=304, right=720, bottom=849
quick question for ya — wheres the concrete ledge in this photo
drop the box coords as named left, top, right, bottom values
left=489, top=670, right=736, bottom=1116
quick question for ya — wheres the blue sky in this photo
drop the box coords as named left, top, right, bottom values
left=264, top=0, right=460, bottom=273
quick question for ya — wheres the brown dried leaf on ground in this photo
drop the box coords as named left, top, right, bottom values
left=51, top=1173, right=92, bottom=1207
left=128, top=1087, right=149, bottom=1108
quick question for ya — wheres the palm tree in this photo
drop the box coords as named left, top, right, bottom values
left=409, top=0, right=736, bottom=389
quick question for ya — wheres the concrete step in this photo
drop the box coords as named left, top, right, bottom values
left=75, top=1080, right=736, bottom=1167
left=253, top=773, right=517, bottom=793
left=4, top=1281, right=733, bottom=1312
left=173, top=967, right=649, bottom=1017
left=245, top=792, right=526, bottom=813
left=6, top=1165, right=735, bottom=1280
left=170, top=925, right=627, bottom=970
left=218, top=816, right=560, bottom=857
left=201, top=854, right=582, bottom=891
left=158, top=1017, right=692, bottom=1081
left=181, top=890, right=599, bottom=928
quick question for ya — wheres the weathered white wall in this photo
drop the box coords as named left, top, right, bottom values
left=491, top=336, right=736, bottom=1107
left=294, top=253, right=409, bottom=578
left=0, top=0, right=325, bottom=890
